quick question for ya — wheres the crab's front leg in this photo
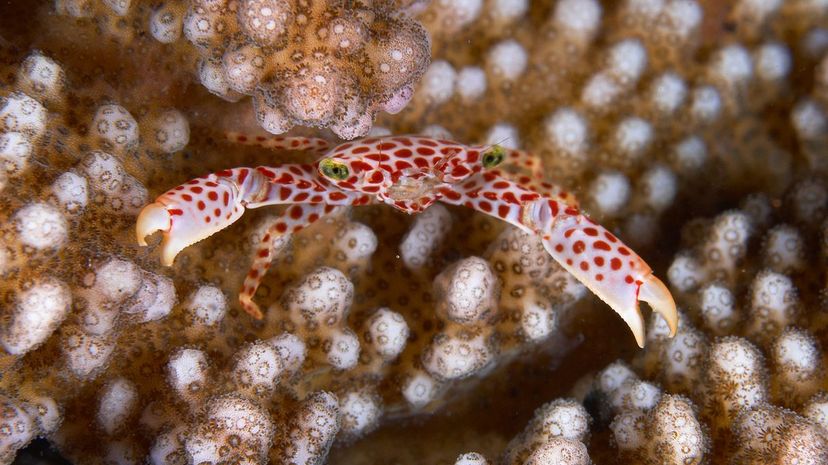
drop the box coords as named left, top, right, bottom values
left=136, top=164, right=365, bottom=265
left=136, top=167, right=262, bottom=266
left=439, top=175, right=677, bottom=347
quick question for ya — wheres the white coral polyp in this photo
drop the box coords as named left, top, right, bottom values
left=581, top=72, right=621, bottom=108
left=167, top=348, right=209, bottom=402
left=535, top=399, right=590, bottom=441
left=490, top=0, right=527, bottom=24
left=671, top=135, right=707, bottom=172
left=183, top=285, right=227, bottom=326
left=607, top=39, right=647, bottom=84
left=0, top=92, right=47, bottom=138
left=614, top=117, right=653, bottom=160
left=185, top=395, right=274, bottom=464
left=51, top=172, right=89, bottom=214
left=268, top=333, right=306, bottom=373
left=98, top=378, right=138, bottom=435
left=149, top=5, right=183, bottom=43
left=280, top=392, right=340, bottom=464
left=755, top=42, right=791, bottom=82
left=148, top=109, right=190, bottom=153
left=454, top=452, right=489, bottom=465
left=661, top=0, right=702, bottom=40
left=649, top=72, right=687, bottom=115
left=366, top=308, right=409, bottom=360
left=589, top=171, right=630, bottom=216
left=436, top=257, right=498, bottom=324
left=0, top=132, right=33, bottom=175
left=339, top=389, right=382, bottom=438
left=792, top=99, right=827, bottom=140
left=0, top=395, right=36, bottom=461
left=639, top=165, right=677, bottom=212
left=420, top=60, right=457, bottom=105
left=524, top=438, right=590, bottom=465
left=711, top=45, right=754, bottom=86
left=233, top=341, right=284, bottom=392
left=484, top=123, right=520, bottom=149
left=326, top=328, right=360, bottom=370
left=61, top=326, right=116, bottom=379
left=487, top=40, right=528, bottom=82
left=690, top=86, right=722, bottom=123
left=332, top=221, right=378, bottom=263
left=124, top=271, right=176, bottom=322
left=95, top=259, right=142, bottom=302
left=283, top=267, right=354, bottom=326
left=400, top=203, right=453, bottom=269
left=14, top=202, right=68, bottom=250
left=554, top=0, right=601, bottom=38
left=1, top=278, right=71, bottom=355
left=423, top=331, right=493, bottom=380
left=92, top=104, right=139, bottom=150
left=19, top=52, right=65, bottom=100
left=402, top=372, right=437, bottom=407
left=456, top=66, right=487, bottom=102
left=699, top=283, right=737, bottom=334
left=545, top=108, right=588, bottom=155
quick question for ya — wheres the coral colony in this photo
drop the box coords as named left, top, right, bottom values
left=1, top=0, right=828, bottom=464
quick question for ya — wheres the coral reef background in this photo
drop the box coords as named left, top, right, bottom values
left=0, top=0, right=827, bottom=463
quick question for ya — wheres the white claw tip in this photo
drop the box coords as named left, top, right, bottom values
left=639, top=275, right=678, bottom=338
left=136, top=202, right=171, bottom=248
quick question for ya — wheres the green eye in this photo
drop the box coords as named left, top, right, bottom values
left=482, top=146, right=505, bottom=168
left=320, top=159, right=350, bottom=180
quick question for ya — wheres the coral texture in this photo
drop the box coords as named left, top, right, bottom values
left=56, top=0, right=431, bottom=139
left=1, top=0, right=828, bottom=464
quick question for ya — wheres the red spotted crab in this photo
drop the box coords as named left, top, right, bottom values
left=136, top=134, right=677, bottom=346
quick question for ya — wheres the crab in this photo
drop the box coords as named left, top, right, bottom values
left=136, top=133, right=677, bottom=347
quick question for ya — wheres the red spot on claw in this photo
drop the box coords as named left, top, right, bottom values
left=208, top=191, right=218, bottom=201
left=573, top=241, right=585, bottom=254
left=611, top=258, right=622, bottom=270
left=625, top=275, right=634, bottom=284
left=594, top=241, right=611, bottom=251
left=618, top=247, right=631, bottom=256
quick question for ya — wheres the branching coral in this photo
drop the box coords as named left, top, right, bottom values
left=55, top=0, right=431, bottom=139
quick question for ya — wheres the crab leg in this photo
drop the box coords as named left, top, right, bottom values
left=240, top=203, right=345, bottom=319
left=136, top=165, right=365, bottom=266
left=439, top=174, right=677, bottom=347
left=226, top=131, right=331, bottom=153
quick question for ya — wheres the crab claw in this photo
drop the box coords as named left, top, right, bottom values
left=136, top=202, right=170, bottom=247
left=136, top=175, right=247, bottom=266
left=639, top=274, right=678, bottom=338
left=539, top=209, right=678, bottom=348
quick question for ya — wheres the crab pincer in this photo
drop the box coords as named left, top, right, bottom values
left=137, top=169, right=256, bottom=265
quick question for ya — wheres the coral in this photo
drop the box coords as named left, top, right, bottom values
left=55, top=0, right=431, bottom=139
left=3, top=0, right=828, bottom=464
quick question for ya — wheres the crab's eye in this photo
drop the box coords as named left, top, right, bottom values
left=320, top=159, right=350, bottom=180
left=482, top=146, right=506, bottom=168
